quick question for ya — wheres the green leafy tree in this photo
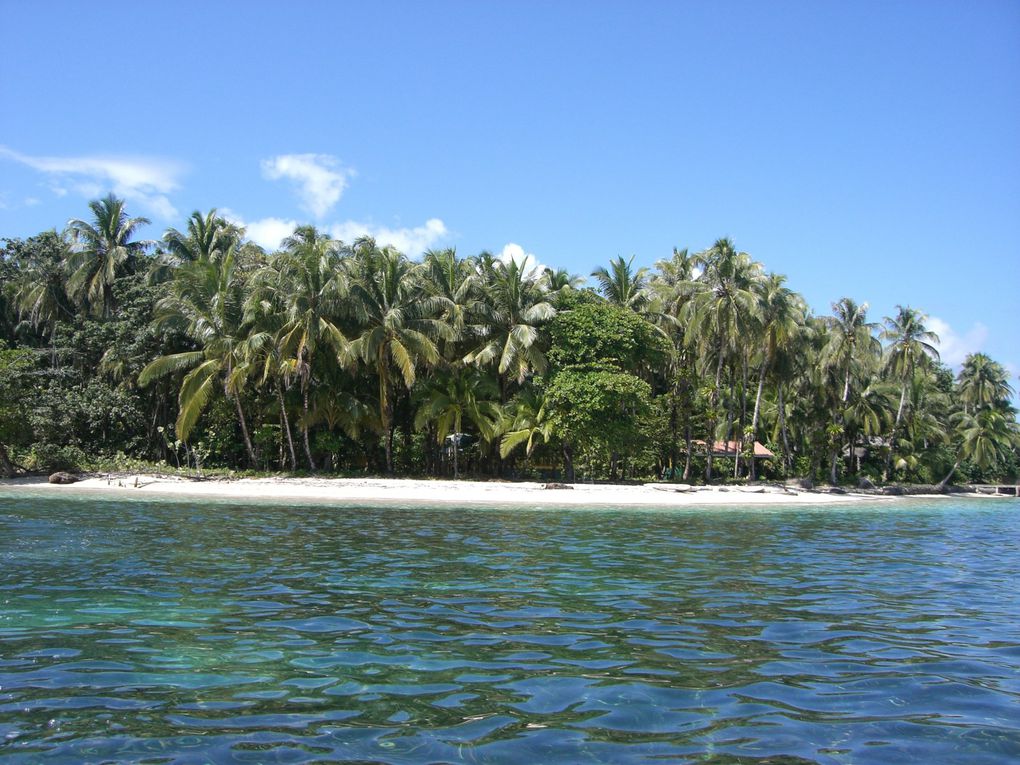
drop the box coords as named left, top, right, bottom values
left=0, top=344, right=35, bottom=475
left=546, top=367, right=653, bottom=482
left=547, top=300, right=669, bottom=374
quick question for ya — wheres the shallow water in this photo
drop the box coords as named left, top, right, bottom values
left=0, top=494, right=1018, bottom=764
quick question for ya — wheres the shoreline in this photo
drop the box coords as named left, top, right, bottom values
left=0, top=474, right=916, bottom=508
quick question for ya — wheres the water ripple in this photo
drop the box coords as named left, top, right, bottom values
left=1, top=495, right=1019, bottom=763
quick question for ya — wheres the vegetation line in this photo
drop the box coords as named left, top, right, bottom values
left=2, top=196, right=1017, bottom=485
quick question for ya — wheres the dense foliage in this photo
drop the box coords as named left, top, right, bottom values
left=2, top=195, right=1018, bottom=484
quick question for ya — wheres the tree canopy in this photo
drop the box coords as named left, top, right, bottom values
left=2, top=196, right=1017, bottom=486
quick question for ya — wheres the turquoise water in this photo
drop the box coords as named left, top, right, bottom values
left=1, top=494, right=1018, bottom=764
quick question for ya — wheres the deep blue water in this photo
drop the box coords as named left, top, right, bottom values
left=1, top=492, right=1018, bottom=764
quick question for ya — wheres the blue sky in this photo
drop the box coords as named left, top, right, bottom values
left=2, top=1, right=1018, bottom=380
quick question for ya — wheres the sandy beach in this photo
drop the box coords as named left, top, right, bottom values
left=0, top=474, right=888, bottom=507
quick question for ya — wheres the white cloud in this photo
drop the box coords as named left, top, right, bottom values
left=222, top=208, right=449, bottom=256
left=0, top=145, right=185, bottom=219
left=220, top=209, right=298, bottom=251
left=328, top=218, right=448, bottom=257
left=927, top=316, right=989, bottom=368
left=261, top=154, right=353, bottom=219
left=498, top=242, right=547, bottom=278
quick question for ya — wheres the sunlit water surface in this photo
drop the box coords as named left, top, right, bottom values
left=1, top=493, right=1018, bottom=764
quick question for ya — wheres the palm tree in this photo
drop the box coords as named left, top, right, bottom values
left=265, top=225, right=350, bottom=470
left=151, top=209, right=241, bottom=283
left=415, top=366, right=501, bottom=478
left=957, top=353, right=1014, bottom=414
left=682, top=238, right=762, bottom=481
left=821, top=298, right=881, bottom=483
left=346, top=239, right=449, bottom=472
left=823, top=298, right=881, bottom=406
left=649, top=247, right=699, bottom=477
left=420, top=248, right=480, bottom=359
left=64, top=194, right=152, bottom=317
left=843, top=381, right=897, bottom=474
left=938, top=408, right=1019, bottom=487
left=242, top=326, right=299, bottom=471
left=592, top=255, right=649, bottom=311
left=650, top=248, right=697, bottom=313
left=748, top=273, right=803, bottom=479
left=542, top=267, right=584, bottom=295
left=138, top=246, right=258, bottom=466
left=882, top=306, right=940, bottom=429
left=500, top=386, right=556, bottom=461
left=12, top=234, right=75, bottom=341
left=466, top=256, right=556, bottom=396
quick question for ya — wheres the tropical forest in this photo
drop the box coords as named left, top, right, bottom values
left=1, top=195, right=1018, bottom=487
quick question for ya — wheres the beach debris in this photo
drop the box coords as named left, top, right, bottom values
left=647, top=483, right=694, bottom=492
left=543, top=483, right=574, bottom=490
left=48, top=472, right=79, bottom=485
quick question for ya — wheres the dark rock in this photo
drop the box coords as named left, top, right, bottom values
left=48, top=472, right=79, bottom=485
left=857, top=477, right=876, bottom=490
left=797, top=478, right=814, bottom=490
left=543, top=483, right=574, bottom=490
left=829, top=486, right=847, bottom=494
left=883, top=486, right=906, bottom=495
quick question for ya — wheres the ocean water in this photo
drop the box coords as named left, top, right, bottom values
left=0, top=493, right=1018, bottom=764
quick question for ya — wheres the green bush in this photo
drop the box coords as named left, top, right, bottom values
left=27, top=443, right=90, bottom=473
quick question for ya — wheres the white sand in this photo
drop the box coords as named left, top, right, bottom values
left=0, top=475, right=881, bottom=507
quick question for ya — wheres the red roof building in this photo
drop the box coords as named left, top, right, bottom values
left=690, top=440, right=775, bottom=459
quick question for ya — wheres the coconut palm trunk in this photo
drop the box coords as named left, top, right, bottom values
left=749, top=357, right=769, bottom=480
left=276, top=383, right=298, bottom=470
left=705, top=339, right=726, bottom=482
left=377, top=349, right=394, bottom=474
left=938, top=459, right=961, bottom=489
left=683, top=424, right=693, bottom=480
left=453, top=411, right=462, bottom=479
left=301, top=385, right=316, bottom=471
left=0, top=443, right=16, bottom=478
left=778, top=385, right=792, bottom=474
left=232, top=390, right=258, bottom=467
